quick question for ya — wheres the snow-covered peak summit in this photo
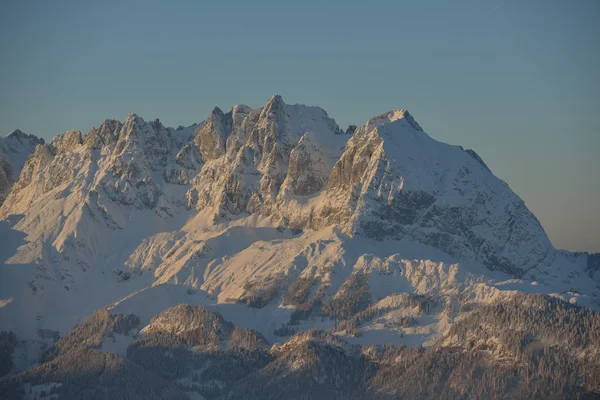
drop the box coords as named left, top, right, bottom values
left=0, top=130, right=44, bottom=204
left=209, top=106, right=225, bottom=117
left=266, top=93, right=284, bottom=106
left=122, top=113, right=154, bottom=133
left=2, top=129, right=43, bottom=146
left=125, top=112, right=141, bottom=121
left=7, top=129, right=30, bottom=139
left=7, top=129, right=24, bottom=137
left=232, top=104, right=253, bottom=114
left=364, top=109, right=423, bottom=132
left=50, top=129, right=83, bottom=154
left=317, top=108, right=556, bottom=278
left=84, top=119, right=123, bottom=149
left=1, top=130, right=43, bottom=161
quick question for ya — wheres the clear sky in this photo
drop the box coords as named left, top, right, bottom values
left=0, top=0, right=598, bottom=252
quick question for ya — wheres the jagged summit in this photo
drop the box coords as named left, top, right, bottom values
left=345, top=125, right=357, bottom=135
left=0, top=130, right=44, bottom=204
left=209, top=106, right=225, bottom=116
left=7, top=129, right=25, bottom=138
left=267, top=93, right=283, bottom=104
left=5, top=129, right=43, bottom=142
left=364, top=108, right=423, bottom=132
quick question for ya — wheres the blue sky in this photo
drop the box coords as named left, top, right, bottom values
left=1, top=0, right=598, bottom=252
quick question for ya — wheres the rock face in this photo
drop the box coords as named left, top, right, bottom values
left=191, top=94, right=347, bottom=217
left=280, top=132, right=330, bottom=197
left=311, top=109, right=553, bottom=277
left=0, top=129, right=44, bottom=204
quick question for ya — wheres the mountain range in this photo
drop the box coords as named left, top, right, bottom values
left=1, top=95, right=599, bottom=399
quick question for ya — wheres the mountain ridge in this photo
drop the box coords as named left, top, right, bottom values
left=0, top=96, right=598, bottom=385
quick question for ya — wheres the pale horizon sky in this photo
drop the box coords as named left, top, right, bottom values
left=1, top=0, right=598, bottom=252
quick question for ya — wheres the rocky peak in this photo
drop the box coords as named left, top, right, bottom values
left=261, top=94, right=285, bottom=119
left=7, top=129, right=25, bottom=137
left=210, top=106, right=224, bottom=117
left=362, top=109, right=423, bottom=135
left=115, top=115, right=172, bottom=162
left=84, top=119, right=124, bottom=150
left=231, top=104, right=253, bottom=116
left=191, top=95, right=347, bottom=216
left=116, top=113, right=169, bottom=145
left=1, top=130, right=44, bottom=152
left=120, top=113, right=148, bottom=138
left=126, top=112, right=141, bottom=121
left=194, top=106, right=232, bottom=162
left=100, top=119, right=123, bottom=135
left=6, top=129, right=39, bottom=141
left=0, top=129, right=45, bottom=204
left=316, top=109, right=554, bottom=276
left=51, top=130, right=83, bottom=154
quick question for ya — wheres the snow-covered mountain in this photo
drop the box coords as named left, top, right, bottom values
left=0, top=96, right=599, bottom=391
left=0, top=130, right=44, bottom=205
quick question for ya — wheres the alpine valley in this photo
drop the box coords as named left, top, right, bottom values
left=1, top=95, right=599, bottom=399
